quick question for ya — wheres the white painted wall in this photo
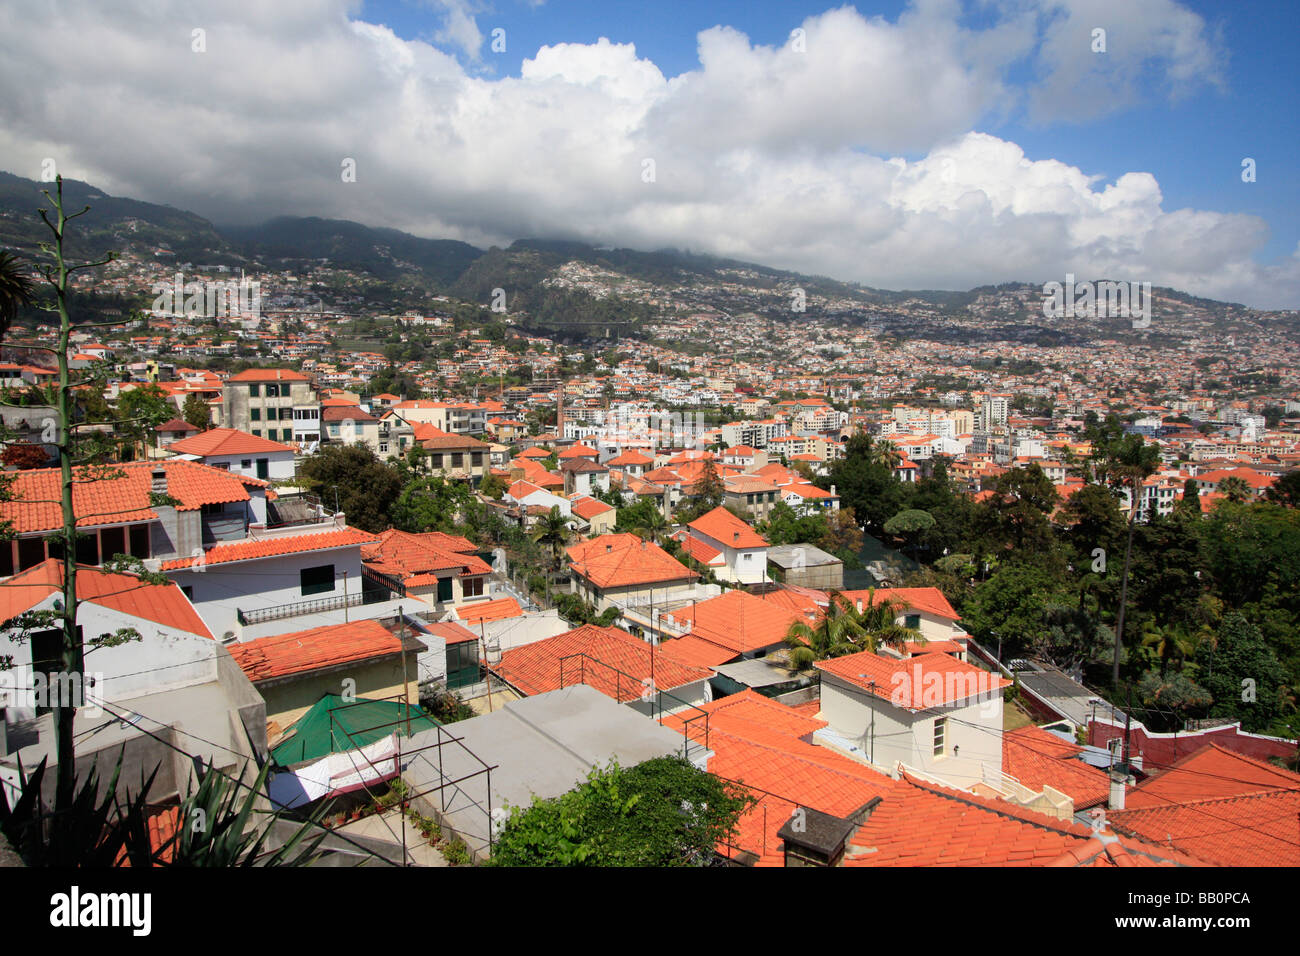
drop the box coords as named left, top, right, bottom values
left=819, top=674, right=1003, bottom=790
left=0, top=595, right=218, bottom=722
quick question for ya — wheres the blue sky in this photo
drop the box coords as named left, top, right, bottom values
left=1, top=0, right=1295, bottom=306
left=361, top=0, right=1299, bottom=262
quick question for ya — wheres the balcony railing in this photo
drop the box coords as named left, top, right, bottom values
left=237, top=571, right=399, bottom=626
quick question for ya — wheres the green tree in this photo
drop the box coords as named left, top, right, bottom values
left=1218, top=475, right=1252, bottom=503
left=116, top=383, right=173, bottom=457
left=530, top=506, right=573, bottom=571
left=694, top=456, right=724, bottom=509
left=490, top=757, right=752, bottom=867
left=1264, top=470, right=1300, bottom=508
left=1195, top=612, right=1291, bottom=734
left=761, top=501, right=828, bottom=547
left=883, top=508, right=936, bottom=559
left=391, top=476, right=472, bottom=533
left=299, top=444, right=403, bottom=532
left=182, top=393, right=211, bottom=431
left=0, top=250, right=35, bottom=341
left=1087, top=420, right=1161, bottom=686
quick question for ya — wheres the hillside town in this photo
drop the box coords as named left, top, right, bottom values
left=2, top=249, right=1298, bottom=870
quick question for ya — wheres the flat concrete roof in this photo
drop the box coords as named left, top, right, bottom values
left=402, top=684, right=695, bottom=859
left=767, top=544, right=842, bottom=569
left=715, top=658, right=802, bottom=688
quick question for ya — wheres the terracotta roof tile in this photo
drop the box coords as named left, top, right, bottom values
left=229, top=620, right=406, bottom=682
left=161, top=526, right=376, bottom=570
left=491, top=624, right=710, bottom=699
left=167, top=427, right=295, bottom=457
left=566, top=534, right=697, bottom=589
left=0, top=559, right=212, bottom=639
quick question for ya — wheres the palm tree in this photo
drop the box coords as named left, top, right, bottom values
left=852, top=589, right=924, bottom=655
left=0, top=250, right=35, bottom=341
left=784, top=589, right=922, bottom=668
left=1218, top=475, right=1251, bottom=503
left=530, top=506, right=573, bottom=571
left=1091, top=428, right=1161, bottom=687
left=631, top=508, right=669, bottom=546
left=785, top=591, right=868, bottom=669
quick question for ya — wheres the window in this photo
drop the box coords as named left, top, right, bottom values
left=300, top=564, right=335, bottom=596
left=933, top=717, right=947, bottom=757
left=129, top=524, right=151, bottom=559
left=905, top=614, right=921, bottom=630
left=181, top=585, right=194, bottom=600
left=451, top=453, right=464, bottom=468
left=283, top=430, right=293, bottom=442
left=379, top=443, right=389, bottom=453
left=437, top=577, right=454, bottom=603
left=463, top=576, right=484, bottom=598
left=265, top=384, right=280, bottom=398
left=249, top=384, right=260, bottom=397
left=252, top=430, right=261, bottom=438
left=250, top=408, right=261, bottom=421
left=241, top=459, right=252, bottom=469
left=471, top=453, right=483, bottom=468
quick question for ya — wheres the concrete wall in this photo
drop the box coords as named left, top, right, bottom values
left=255, top=654, right=420, bottom=732
left=199, top=450, right=296, bottom=482
left=0, top=596, right=220, bottom=722
left=819, top=675, right=1002, bottom=790
left=169, top=545, right=369, bottom=640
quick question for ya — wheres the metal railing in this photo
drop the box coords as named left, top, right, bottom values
left=556, top=651, right=710, bottom=754
left=237, top=576, right=398, bottom=626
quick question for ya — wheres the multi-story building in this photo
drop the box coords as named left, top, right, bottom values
left=222, top=368, right=320, bottom=445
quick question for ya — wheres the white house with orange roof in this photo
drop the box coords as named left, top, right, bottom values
left=686, top=506, right=770, bottom=585
left=840, top=587, right=968, bottom=648
left=814, top=648, right=1010, bottom=790
left=165, top=427, right=297, bottom=481
left=779, top=482, right=841, bottom=514
left=0, top=560, right=268, bottom=808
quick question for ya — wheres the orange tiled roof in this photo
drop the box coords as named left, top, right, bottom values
left=1003, top=725, right=1111, bottom=809
left=840, top=586, right=961, bottom=622
left=815, top=650, right=1010, bottom=709
left=1, top=460, right=262, bottom=534
left=1109, top=788, right=1299, bottom=867
left=566, top=534, right=698, bottom=589
left=658, top=635, right=738, bottom=669
left=844, top=774, right=1148, bottom=867
left=0, top=559, right=212, bottom=639
left=227, top=368, right=310, bottom=382
left=1124, top=743, right=1300, bottom=810
left=455, top=596, right=522, bottom=625
left=666, top=589, right=803, bottom=654
left=688, top=506, right=768, bottom=549
left=569, top=496, right=614, bottom=521
left=166, top=427, right=295, bottom=457
left=491, top=624, right=710, bottom=699
left=160, top=526, right=376, bottom=570
left=360, top=529, right=491, bottom=585
left=230, top=620, right=405, bottom=682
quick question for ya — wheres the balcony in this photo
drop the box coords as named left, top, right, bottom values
left=237, top=567, right=401, bottom=626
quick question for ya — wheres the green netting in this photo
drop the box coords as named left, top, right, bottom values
left=271, top=694, right=441, bottom=767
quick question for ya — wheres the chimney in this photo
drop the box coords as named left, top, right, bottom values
left=1108, top=770, right=1128, bottom=810
left=831, top=484, right=837, bottom=497
left=151, top=466, right=167, bottom=495
left=606, top=542, right=613, bottom=553
left=734, top=531, right=740, bottom=543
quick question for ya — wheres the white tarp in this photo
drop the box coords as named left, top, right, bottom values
left=268, top=733, right=401, bottom=809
